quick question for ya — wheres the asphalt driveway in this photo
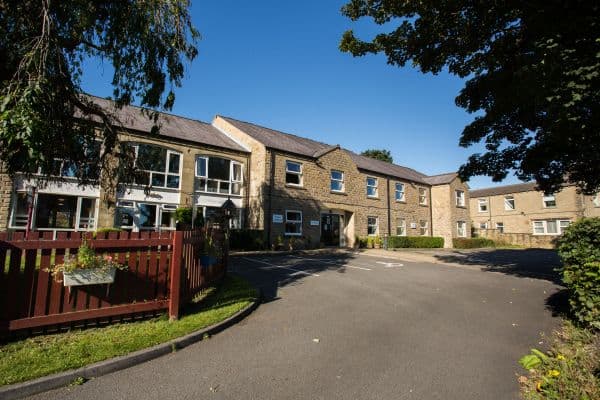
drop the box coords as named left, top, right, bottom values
left=26, top=251, right=562, bottom=400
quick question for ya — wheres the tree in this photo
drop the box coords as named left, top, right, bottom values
left=340, top=1, right=600, bottom=194
left=361, top=149, right=393, bottom=163
left=0, top=0, right=199, bottom=189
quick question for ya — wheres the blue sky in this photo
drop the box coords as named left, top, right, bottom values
left=82, top=0, right=520, bottom=189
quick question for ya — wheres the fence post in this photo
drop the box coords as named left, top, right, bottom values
left=169, top=231, right=184, bottom=321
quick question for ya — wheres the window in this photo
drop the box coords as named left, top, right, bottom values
left=12, top=193, right=97, bottom=231
left=543, top=194, right=557, bottom=208
left=196, top=156, right=243, bottom=195
left=331, top=170, right=344, bottom=192
left=496, top=222, right=504, bottom=233
left=285, top=210, right=302, bottom=235
left=419, top=220, right=428, bottom=236
left=201, top=206, right=243, bottom=230
left=478, top=198, right=488, bottom=212
left=285, top=161, right=303, bottom=186
left=480, top=222, right=488, bottom=229
left=504, top=195, right=515, bottom=210
left=594, top=193, right=600, bottom=207
left=39, top=141, right=101, bottom=180
left=395, top=183, right=405, bottom=202
left=128, top=143, right=181, bottom=189
left=532, top=220, right=571, bottom=235
left=396, top=218, right=406, bottom=236
left=418, top=187, right=427, bottom=205
left=455, top=190, right=465, bottom=207
left=457, top=221, right=467, bottom=237
left=366, top=177, right=378, bottom=197
left=117, top=202, right=177, bottom=231
left=367, top=217, right=379, bottom=236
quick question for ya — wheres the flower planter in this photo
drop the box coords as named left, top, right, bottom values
left=199, top=255, right=218, bottom=268
left=62, top=268, right=116, bottom=287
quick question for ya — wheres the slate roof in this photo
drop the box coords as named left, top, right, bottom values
left=470, top=182, right=538, bottom=198
left=84, top=96, right=249, bottom=153
left=423, top=172, right=458, bottom=186
left=219, top=116, right=430, bottom=184
left=218, top=116, right=332, bottom=157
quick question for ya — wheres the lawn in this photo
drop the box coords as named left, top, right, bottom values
left=0, top=275, right=258, bottom=386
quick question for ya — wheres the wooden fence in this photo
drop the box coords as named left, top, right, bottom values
left=0, top=229, right=226, bottom=335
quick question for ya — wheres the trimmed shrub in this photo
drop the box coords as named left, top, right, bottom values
left=229, top=229, right=267, bottom=251
left=388, top=236, right=444, bottom=248
left=453, top=237, right=496, bottom=249
left=557, top=218, right=600, bottom=329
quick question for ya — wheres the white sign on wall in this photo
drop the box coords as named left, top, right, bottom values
left=310, top=220, right=320, bottom=226
left=272, top=214, right=283, bottom=223
left=410, top=222, right=417, bottom=229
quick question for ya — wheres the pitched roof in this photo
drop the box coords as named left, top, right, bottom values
left=423, top=172, right=458, bottom=186
left=345, top=151, right=429, bottom=184
left=85, top=96, right=249, bottom=153
left=217, top=116, right=332, bottom=157
left=219, top=116, right=430, bottom=184
left=470, top=182, right=538, bottom=198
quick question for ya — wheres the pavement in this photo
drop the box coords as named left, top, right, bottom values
left=23, top=250, right=563, bottom=400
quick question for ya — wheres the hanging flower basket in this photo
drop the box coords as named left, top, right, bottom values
left=63, top=267, right=117, bottom=287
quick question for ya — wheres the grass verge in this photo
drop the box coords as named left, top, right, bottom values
left=0, top=275, right=257, bottom=386
left=518, top=321, right=600, bottom=399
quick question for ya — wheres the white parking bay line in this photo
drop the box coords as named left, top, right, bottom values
left=290, top=256, right=372, bottom=271
left=242, top=257, right=320, bottom=277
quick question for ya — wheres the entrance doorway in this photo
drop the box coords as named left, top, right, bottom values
left=321, top=214, right=341, bottom=246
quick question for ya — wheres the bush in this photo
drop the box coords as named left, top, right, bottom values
left=229, top=229, right=266, bottom=251
left=557, top=218, right=600, bottom=330
left=453, top=237, right=496, bottom=249
left=93, top=227, right=123, bottom=238
left=387, top=236, right=444, bottom=248
left=175, top=207, right=204, bottom=228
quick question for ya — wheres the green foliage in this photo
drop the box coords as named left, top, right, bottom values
left=229, top=230, right=267, bottom=251
left=518, top=322, right=600, bottom=400
left=93, top=228, right=123, bottom=238
left=340, top=1, right=600, bottom=194
left=175, top=207, right=204, bottom=228
left=557, top=218, right=600, bottom=329
left=360, top=149, right=393, bottom=163
left=387, top=236, right=444, bottom=248
left=0, top=0, right=199, bottom=191
left=453, top=237, right=496, bottom=249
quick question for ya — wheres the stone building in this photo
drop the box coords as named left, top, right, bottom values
left=214, top=116, right=470, bottom=248
left=0, top=97, right=250, bottom=235
left=469, top=182, right=600, bottom=236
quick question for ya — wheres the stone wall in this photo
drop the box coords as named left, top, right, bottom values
left=474, top=228, right=557, bottom=249
left=0, top=171, right=13, bottom=231
left=431, top=179, right=471, bottom=248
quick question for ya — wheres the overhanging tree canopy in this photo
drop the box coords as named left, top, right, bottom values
left=0, top=0, right=199, bottom=189
left=340, top=0, right=600, bottom=194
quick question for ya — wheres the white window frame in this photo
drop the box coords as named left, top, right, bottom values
left=330, top=170, right=344, bottom=192
left=495, top=222, right=504, bottom=233
left=130, top=143, right=182, bottom=190
left=285, top=160, right=303, bottom=186
left=543, top=194, right=557, bottom=208
left=594, top=193, right=600, bottom=207
left=504, top=195, right=515, bottom=210
left=396, top=218, right=406, bottom=236
left=367, top=216, right=379, bottom=236
left=195, top=156, right=244, bottom=196
left=532, top=219, right=571, bottom=235
left=366, top=177, right=378, bottom=198
left=456, top=221, right=467, bottom=237
left=418, top=187, right=427, bottom=205
left=455, top=190, right=465, bottom=207
left=419, top=220, right=428, bottom=236
left=395, top=183, right=406, bottom=202
left=478, top=198, right=488, bottom=212
left=479, top=222, right=488, bottom=229
left=284, top=210, right=303, bottom=236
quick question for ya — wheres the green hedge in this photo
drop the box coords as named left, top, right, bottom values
left=229, top=229, right=267, bottom=251
left=452, top=237, right=496, bottom=249
left=387, top=236, right=444, bottom=248
left=557, top=218, right=600, bottom=330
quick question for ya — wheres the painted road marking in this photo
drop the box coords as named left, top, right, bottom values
left=376, top=261, right=404, bottom=268
left=290, top=256, right=372, bottom=271
left=242, top=257, right=320, bottom=277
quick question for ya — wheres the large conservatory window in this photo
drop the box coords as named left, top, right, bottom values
left=196, top=156, right=243, bottom=196
left=129, top=143, right=181, bottom=189
left=11, top=193, right=97, bottom=230
left=40, top=141, right=101, bottom=179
